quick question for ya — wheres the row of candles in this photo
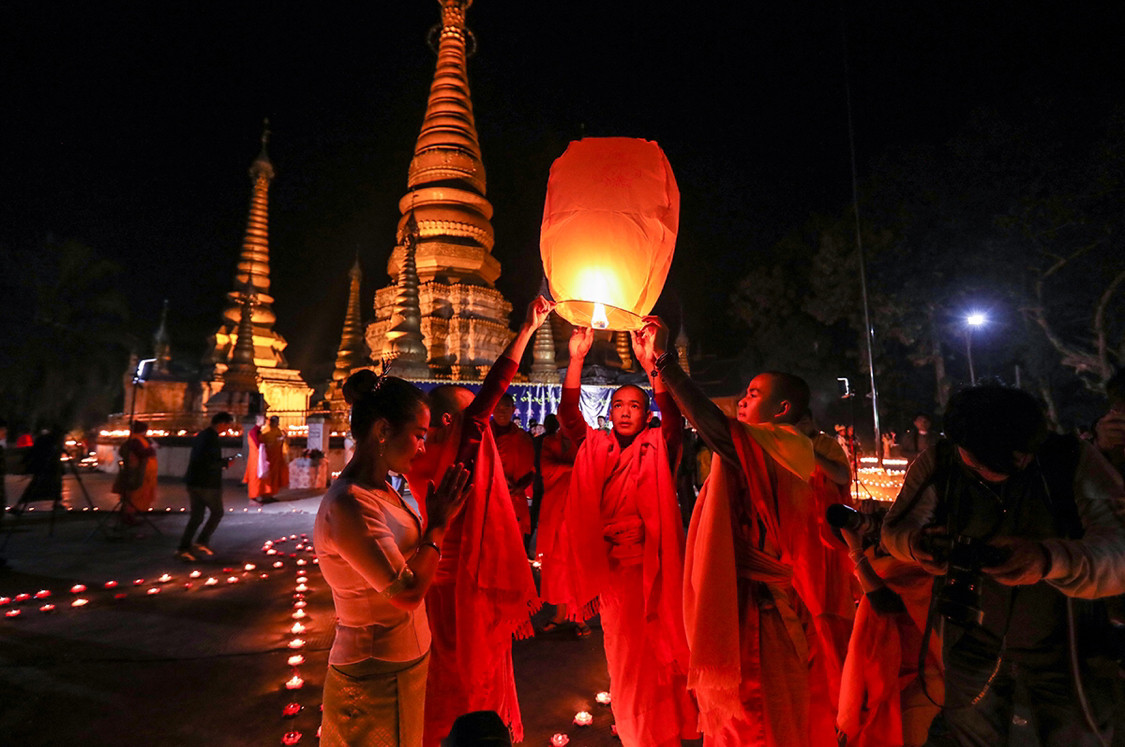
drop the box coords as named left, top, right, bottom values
left=270, top=534, right=319, bottom=746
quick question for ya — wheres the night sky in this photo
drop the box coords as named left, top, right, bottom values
left=4, top=1, right=1120, bottom=384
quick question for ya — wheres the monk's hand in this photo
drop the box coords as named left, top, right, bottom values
left=908, top=525, right=949, bottom=575
left=569, top=327, right=594, bottom=359
left=525, top=295, right=555, bottom=330
left=425, top=462, right=471, bottom=529
left=982, top=537, right=1051, bottom=586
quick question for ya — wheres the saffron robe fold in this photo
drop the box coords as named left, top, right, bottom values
left=684, top=420, right=830, bottom=747
left=113, top=434, right=158, bottom=512
left=405, top=358, right=539, bottom=745
left=550, top=389, right=697, bottom=746
left=837, top=554, right=943, bottom=747
left=492, top=422, right=535, bottom=535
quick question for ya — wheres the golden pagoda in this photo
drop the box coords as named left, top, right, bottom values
left=325, top=256, right=371, bottom=427
left=204, top=121, right=311, bottom=424
left=366, top=0, right=513, bottom=379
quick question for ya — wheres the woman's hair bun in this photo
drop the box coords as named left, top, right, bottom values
left=342, top=369, right=379, bottom=406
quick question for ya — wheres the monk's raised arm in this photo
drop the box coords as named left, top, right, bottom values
left=637, top=316, right=738, bottom=465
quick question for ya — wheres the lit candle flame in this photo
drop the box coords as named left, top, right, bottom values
left=551, top=734, right=570, bottom=746
left=287, top=654, right=305, bottom=666
left=291, top=622, right=306, bottom=634
left=288, top=638, right=306, bottom=649
left=70, top=584, right=87, bottom=594
left=596, top=691, right=611, bottom=704
left=574, top=711, right=593, bottom=726
left=72, top=598, right=89, bottom=607
left=204, top=577, right=219, bottom=586
left=295, top=584, right=308, bottom=593
left=158, top=574, right=172, bottom=583
left=188, top=570, right=202, bottom=579
left=292, top=609, right=307, bottom=620
left=244, top=563, right=256, bottom=572
left=591, top=302, right=609, bottom=330
left=284, top=675, right=304, bottom=690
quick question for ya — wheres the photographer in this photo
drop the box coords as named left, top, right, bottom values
left=882, top=385, right=1125, bottom=746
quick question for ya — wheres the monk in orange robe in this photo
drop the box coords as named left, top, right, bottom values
left=534, top=414, right=576, bottom=609
left=491, top=394, right=535, bottom=537
left=404, top=297, right=551, bottom=746
left=259, top=415, right=289, bottom=498
left=112, top=420, right=159, bottom=520
left=836, top=518, right=942, bottom=747
left=639, top=317, right=832, bottom=747
left=796, top=413, right=860, bottom=737
left=546, top=326, right=698, bottom=747
left=243, top=414, right=265, bottom=500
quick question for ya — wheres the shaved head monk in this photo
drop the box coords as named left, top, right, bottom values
left=404, top=296, right=553, bottom=746
left=636, top=317, right=834, bottom=747
left=546, top=325, right=698, bottom=747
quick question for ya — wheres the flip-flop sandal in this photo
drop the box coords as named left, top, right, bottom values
left=539, top=621, right=563, bottom=634
left=575, top=622, right=592, bottom=638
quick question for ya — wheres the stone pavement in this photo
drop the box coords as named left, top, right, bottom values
left=0, top=472, right=700, bottom=746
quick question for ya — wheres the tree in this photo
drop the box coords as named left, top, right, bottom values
left=0, top=238, right=133, bottom=433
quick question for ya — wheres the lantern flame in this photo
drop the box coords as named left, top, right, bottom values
left=590, top=302, right=609, bottom=330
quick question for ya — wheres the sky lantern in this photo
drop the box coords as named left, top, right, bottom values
left=540, top=137, right=679, bottom=330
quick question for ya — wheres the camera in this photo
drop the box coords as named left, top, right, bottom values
left=916, top=532, right=1011, bottom=628
left=825, top=503, right=884, bottom=549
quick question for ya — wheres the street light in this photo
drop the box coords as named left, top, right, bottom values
left=964, top=313, right=987, bottom=385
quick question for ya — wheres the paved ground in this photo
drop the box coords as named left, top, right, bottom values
left=0, top=472, right=700, bottom=746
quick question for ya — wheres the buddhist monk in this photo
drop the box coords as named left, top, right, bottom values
left=112, top=420, right=159, bottom=521
left=533, top=414, right=584, bottom=633
left=637, top=316, right=831, bottom=747
left=836, top=514, right=943, bottom=747
left=404, top=296, right=552, bottom=747
left=259, top=415, right=289, bottom=498
left=491, top=393, right=535, bottom=539
left=547, top=326, right=697, bottom=747
left=243, top=413, right=266, bottom=501
left=796, top=411, right=860, bottom=735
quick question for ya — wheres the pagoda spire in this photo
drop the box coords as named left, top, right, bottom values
left=383, top=213, right=430, bottom=378
left=209, top=119, right=289, bottom=369
left=529, top=319, right=559, bottom=383
left=153, top=299, right=172, bottom=375
left=206, top=282, right=265, bottom=418
left=332, top=254, right=368, bottom=383
left=386, top=0, right=500, bottom=286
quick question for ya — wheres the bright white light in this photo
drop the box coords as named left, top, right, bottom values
left=966, top=313, right=987, bottom=327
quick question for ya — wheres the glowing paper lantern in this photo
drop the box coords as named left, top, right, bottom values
left=551, top=734, right=570, bottom=746
left=287, top=654, right=305, bottom=667
left=285, top=675, right=304, bottom=690
left=291, top=622, right=306, bottom=635
left=595, top=691, right=611, bottom=705
left=288, top=638, right=306, bottom=649
left=573, top=711, right=593, bottom=726
left=540, top=137, right=679, bottom=331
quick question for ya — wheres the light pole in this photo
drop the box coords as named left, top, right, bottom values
left=965, top=313, right=986, bottom=385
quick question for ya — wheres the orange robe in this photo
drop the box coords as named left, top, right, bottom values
left=243, top=425, right=263, bottom=498
left=260, top=426, right=289, bottom=497
left=550, top=388, right=698, bottom=747
left=684, top=420, right=830, bottom=747
left=113, top=435, right=158, bottom=513
left=492, top=422, right=535, bottom=535
left=799, top=436, right=860, bottom=737
left=405, top=358, right=538, bottom=746
left=837, top=554, right=943, bottom=747
left=535, top=430, right=575, bottom=602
